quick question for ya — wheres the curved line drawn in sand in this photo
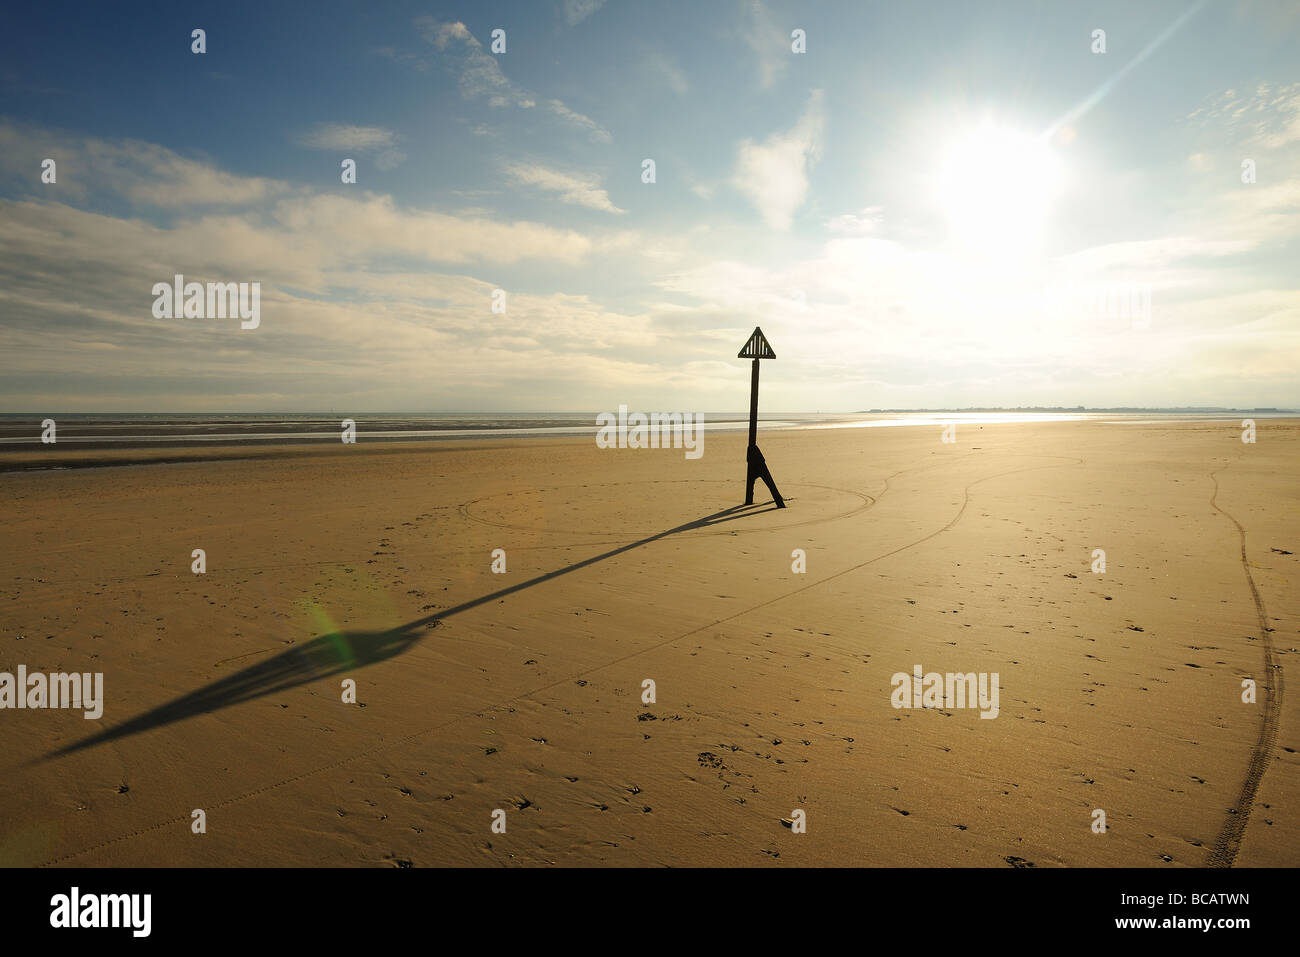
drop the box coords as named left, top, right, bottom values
left=1205, top=468, right=1283, bottom=868
left=37, top=453, right=1079, bottom=866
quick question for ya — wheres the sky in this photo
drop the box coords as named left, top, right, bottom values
left=1, top=0, right=1297, bottom=412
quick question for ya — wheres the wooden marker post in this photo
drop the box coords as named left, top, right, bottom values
left=738, top=326, right=785, bottom=508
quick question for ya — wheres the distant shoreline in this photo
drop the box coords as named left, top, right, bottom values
left=0, top=407, right=1293, bottom=417
left=855, top=407, right=1295, bottom=414
left=1, top=411, right=1296, bottom=471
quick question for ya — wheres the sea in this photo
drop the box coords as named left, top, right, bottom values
left=0, top=410, right=1291, bottom=450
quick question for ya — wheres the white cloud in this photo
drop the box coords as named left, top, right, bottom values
left=1188, top=81, right=1300, bottom=150
left=505, top=162, right=624, bottom=213
left=297, top=123, right=397, bottom=152
left=826, top=207, right=883, bottom=235
left=124, top=155, right=286, bottom=208
left=645, top=52, right=688, bottom=95
left=270, top=192, right=597, bottom=265
left=0, top=209, right=666, bottom=410
left=545, top=99, right=612, bottom=144
left=741, top=0, right=788, bottom=90
left=0, top=122, right=292, bottom=208
left=0, top=121, right=604, bottom=271
left=732, top=90, right=825, bottom=229
left=1053, top=236, right=1258, bottom=278
left=295, top=124, right=409, bottom=172
left=429, top=19, right=471, bottom=47
left=373, top=45, right=431, bottom=72
left=417, top=17, right=534, bottom=108
left=4, top=90, right=1298, bottom=412
left=414, top=19, right=609, bottom=141
left=0, top=188, right=685, bottom=412
left=564, top=0, right=606, bottom=26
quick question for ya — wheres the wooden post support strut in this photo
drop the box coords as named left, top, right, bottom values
left=737, top=326, right=785, bottom=508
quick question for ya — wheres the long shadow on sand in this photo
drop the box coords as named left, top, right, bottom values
left=38, top=499, right=783, bottom=762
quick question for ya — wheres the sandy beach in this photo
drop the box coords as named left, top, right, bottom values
left=1, top=418, right=1295, bottom=867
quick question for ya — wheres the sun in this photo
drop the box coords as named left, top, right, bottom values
left=935, top=120, right=1065, bottom=261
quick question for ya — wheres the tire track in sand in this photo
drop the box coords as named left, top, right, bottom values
left=1205, top=468, right=1283, bottom=868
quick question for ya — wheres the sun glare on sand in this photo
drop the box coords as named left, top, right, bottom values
left=935, top=120, right=1065, bottom=261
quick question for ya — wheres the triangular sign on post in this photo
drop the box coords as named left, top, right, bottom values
left=738, top=326, right=775, bottom=359
left=737, top=325, right=785, bottom=508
